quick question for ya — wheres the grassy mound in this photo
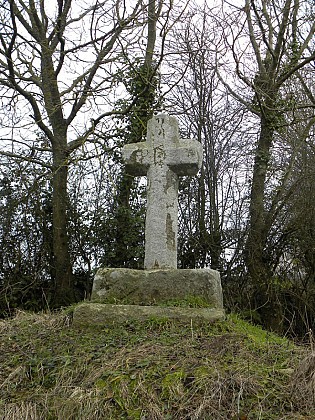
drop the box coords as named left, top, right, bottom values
left=0, top=310, right=314, bottom=419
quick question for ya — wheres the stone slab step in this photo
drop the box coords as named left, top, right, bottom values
left=72, top=302, right=225, bottom=327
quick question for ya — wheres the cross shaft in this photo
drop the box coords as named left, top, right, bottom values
left=122, top=114, right=202, bottom=269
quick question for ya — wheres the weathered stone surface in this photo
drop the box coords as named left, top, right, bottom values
left=72, top=302, right=225, bottom=327
left=91, top=268, right=223, bottom=309
left=122, top=114, right=202, bottom=269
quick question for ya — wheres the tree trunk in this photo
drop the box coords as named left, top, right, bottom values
left=245, top=112, right=284, bottom=332
left=40, top=41, right=75, bottom=306
left=245, top=114, right=273, bottom=283
left=198, top=165, right=222, bottom=269
left=198, top=166, right=208, bottom=268
left=52, top=147, right=74, bottom=306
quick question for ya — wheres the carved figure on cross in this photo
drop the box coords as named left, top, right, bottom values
left=122, top=114, right=202, bottom=270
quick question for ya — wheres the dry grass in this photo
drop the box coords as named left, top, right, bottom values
left=290, top=351, right=315, bottom=414
left=0, top=310, right=314, bottom=419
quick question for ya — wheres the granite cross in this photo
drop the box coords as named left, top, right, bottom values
left=122, top=114, right=202, bottom=270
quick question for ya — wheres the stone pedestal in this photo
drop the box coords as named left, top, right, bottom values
left=72, top=268, right=224, bottom=327
left=91, top=268, right=223, bottom=309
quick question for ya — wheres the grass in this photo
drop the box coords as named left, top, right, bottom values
left=0, top=309, right=314, bottom=419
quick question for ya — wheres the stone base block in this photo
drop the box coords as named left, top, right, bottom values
left=91, top=268, right=223, bottom=310
left=72, top=302, right=225, bottom=327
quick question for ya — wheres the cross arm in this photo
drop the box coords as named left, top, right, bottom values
left=122, top=142, right=150, bottom=176
left=166, top=140, right=203, bottom=176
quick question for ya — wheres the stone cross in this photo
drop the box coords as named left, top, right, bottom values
left=122, top=114, right=202, bottom=270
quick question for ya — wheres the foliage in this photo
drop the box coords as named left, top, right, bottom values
left=0, top=163, right=53, bottom=316
left=115, top=60, right=162, bottom=145
left=97, top=180, right=146, bottom=269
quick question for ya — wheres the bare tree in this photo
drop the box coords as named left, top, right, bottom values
left=165, top=3, right=251, bottom=276
left=211, top=0, right=315, bottom=329
left=0, top=0, right=171, bottom=305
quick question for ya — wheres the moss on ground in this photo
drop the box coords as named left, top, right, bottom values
left=0, top=310, right=314, bottom=419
